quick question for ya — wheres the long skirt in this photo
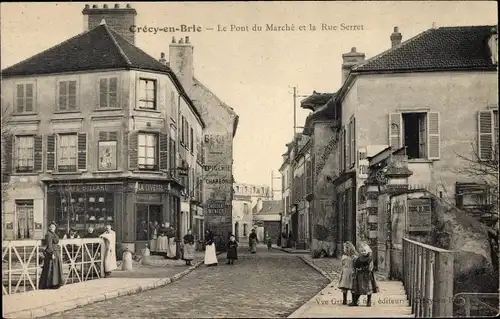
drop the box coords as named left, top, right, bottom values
left=352, top=269, right=379, bottom=295
left=166, top=238, right=177, bottom=259
left=156, top=236, right=168, bottom=253
left=227, top=247, right=238, bottom=260
left=39, top=250, right=64, bottom=289
left=338, top=267, right=354, bottom=290
left=249, top=238, right=257, bottom=253
left=204, top=243, right=218, bottom=265
left=183, top=243, right=195, bottom=261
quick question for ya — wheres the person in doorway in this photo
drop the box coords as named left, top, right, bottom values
left=339, top=241, right=357, bottom=305
left=350, top=242, right=379, bottom=307
left=183, top=229, right=196, bottom=266
left=39, top=222, right=64, bottom=289
left=226, top=235, right=238, bottom=265
left=99, top=223, right=117, bottom=277
left=249, top=229, right=258, bottom=253
left=83, top=225, right=101, bottom=278
left=204, top=229, right=218, bottom=266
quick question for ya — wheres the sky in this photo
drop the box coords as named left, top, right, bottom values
left=1, top=1, right=497, bottom=192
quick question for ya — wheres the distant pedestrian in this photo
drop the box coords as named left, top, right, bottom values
left=249, top=229, right=258, bottom=253
left=226, top=235, right=238, bottom=265
left=266, top=235, right=272, bottom=250
left=100, top=223, right=117, bottom=277
left=39, top=222, right=64, bottom=290
left=182, top=229, right=195, bottom=266
left=338, top=241, right=357, bottom=305
left=204, top=229, right=218, bottom=266
left=349, top=242, right=379, bottom=307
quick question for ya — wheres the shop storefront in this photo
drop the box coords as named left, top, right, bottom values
left=45, top=179, right=181, bottom=254
left=334, top=173, right=356, bottom=256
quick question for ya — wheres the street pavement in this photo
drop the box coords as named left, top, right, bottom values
left=47, top=245, right=329, bottom=318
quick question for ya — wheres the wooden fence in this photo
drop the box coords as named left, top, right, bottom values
left=402, top=238, right=454, bottom=317
left=2, top=238, right=104, bottom=295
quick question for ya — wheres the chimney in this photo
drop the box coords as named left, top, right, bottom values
left=169, top=36, right=194, bottom=93
left=82, top=4, right=137, bottom=44
left=390, top=26, right=402, bottom=48
left=341, top=47, right=365, bottom=84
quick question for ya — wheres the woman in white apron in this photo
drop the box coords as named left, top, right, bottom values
left=204, top=229, right=218, bottom=266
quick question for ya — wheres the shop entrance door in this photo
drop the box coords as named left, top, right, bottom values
left=135, top=204, right=162, bottom=253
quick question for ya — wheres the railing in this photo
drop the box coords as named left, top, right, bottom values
left=2, top=238, right=104, bottom=295
left=453, top=293, right=499, bottom=317
left=402, top=238, right=454, bottom=318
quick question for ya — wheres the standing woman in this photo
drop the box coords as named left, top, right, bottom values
left=204, top=229, right=218, bottom=266
left=39, top=222, right=64, bottom=289
left=248, top=229, right=258, bottom=254
left=100, top=223, right=118, bottom=277
left=350, top=242, right=379, bottom=307
left=182, top=229, right=196, bottom=266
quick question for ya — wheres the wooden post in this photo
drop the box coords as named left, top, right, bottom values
left=433, top=251, right=454, bottom=317
left=425, top=250, right=435, bottom=317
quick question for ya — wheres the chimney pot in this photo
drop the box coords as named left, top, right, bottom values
left=85, top=4, right=90, bottom=9
left=351, top=47, right=357, bottom=53
left=126, top=4, right=131, bottom=8
left=179, top=38, right=184, bottom=44
left=394, top=26, right=399, bottom=32
left=172, top=36, right=176, bottom=43
left=103, top=4, right=108, bottom=8
left=92, top=5, right=98, bottom=8
left=161, top=52, right=165, bottom=58
left=185, top=36, right=190, bottom=44
left=115, top=4, right=120, bottom=8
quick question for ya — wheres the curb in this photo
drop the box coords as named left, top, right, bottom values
left=298, top=255, right=335, bottom=281
left=4, top=254, right=223, bottom=319
left=274, top=247, right=310, bottom=254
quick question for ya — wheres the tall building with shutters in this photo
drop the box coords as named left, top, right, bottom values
left=325, top=25, right=498, bottom=254
left=1, top=5, right=206, bottom=254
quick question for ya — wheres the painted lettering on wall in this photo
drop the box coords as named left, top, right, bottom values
left=408, top=198, right=432, bottom=232
left=315, top=136, right=338, bottom=178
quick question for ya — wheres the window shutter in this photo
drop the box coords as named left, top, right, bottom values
left=346, top=124, right=350, bottom=166
left=129, top=132, right=138, bottom=170
left=160, top=133, right=169, bottom=170
left=2, top=134, right=13, bottom=182
left=427, top=112, right=440, bottom=160
left=99, top=131, right=108, bottom=141
left=34, top=135, right=43, bottom=172
left=77, top=133, right=87, bottom=171
left=351, top=118, right=356, bottom=167
left=478, top=111, right=493, bottom=161
left=46, top=134, right=56, bottom=172
left=109, top=131, right=118, bottom=141
left=388, top=113, right=403, bottom=150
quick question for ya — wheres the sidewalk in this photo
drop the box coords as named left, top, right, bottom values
left=3, top=251, right=220, bottom=318
left=275, top=246, right=310, bottom=254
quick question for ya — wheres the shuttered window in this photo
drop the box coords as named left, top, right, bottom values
left=16, top=83, right=35, bottom=114
left=138, top=79, right=157, bottom=110
left=349, top=117, right=356, bottom=167
left=426, top=112, right=440, bottom=160
left=138, top=132, right=158, bottom=171
left=478, top=110, right=497, bottom=161
left=99, top=77, right=118, bottom=109
left=58, top=81, right=77, bottom=111
left=15, top=136, right=35, bottom=173
left=169, top=137, right=176, bottom=176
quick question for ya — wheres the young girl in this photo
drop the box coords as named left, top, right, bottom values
left=350, top=242, right=379, bottom=307
left=226, top=235, right=238, bottom=265
left=338, top=241, right=357, bottom=305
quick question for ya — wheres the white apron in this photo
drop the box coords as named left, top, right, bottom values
left=204, top=243, right=218, bottom=265
left=100, top=230, right=118, bottom=272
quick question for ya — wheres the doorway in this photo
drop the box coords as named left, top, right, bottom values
left=234, top=222, right=239, bottom=241
left=135, top=204, right=163, bottom=252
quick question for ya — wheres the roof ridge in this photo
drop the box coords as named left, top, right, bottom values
left=353, top=28, right=434, bottom=72
left=2, top=26, right=97, bottom=73
left=103, top=24, right=132, bottom=66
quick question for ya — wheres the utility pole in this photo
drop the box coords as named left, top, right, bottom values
left=293, top=86, right=297, bottom=136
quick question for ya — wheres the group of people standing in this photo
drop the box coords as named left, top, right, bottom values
left=338, top=241, right=379, bottom=307
left=39, top=222, right=118, bottom=290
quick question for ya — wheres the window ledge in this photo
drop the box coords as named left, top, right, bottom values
left=11, top=172, right=39, bottom=176
left=93, top=170, right=124, bottom=174
left=407, top=159, right=433, bottom=164
left=12, top=112, right=37, bottom=116
left=54, top=110, right=81, bottom=114
left=94, top=108, right=122, bottom=112
left=51, top=172, right=83, bottom=176
left=134, top=109, right=161, bottom=114
left=132, top=170, right=163, bottom=175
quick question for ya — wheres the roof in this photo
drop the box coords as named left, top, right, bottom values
left=302, top=95, right=337, bottom=135
left=354, top=25, right=498, bottom=73
left=256, top=200, right=282, bottom=215
left=2, top=23, right=170, bottom=77
left=300, top=92, right=335, bottom=111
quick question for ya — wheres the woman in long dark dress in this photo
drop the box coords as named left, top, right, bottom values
left=39, top=222, right=64, bottom=289
left=349, top=242, right=379, bottom=307
left=182, top=229, right=196, bottom=266
left=226, top=235, right=238, bottom=265
left=249, top=229, right=258, bottom=253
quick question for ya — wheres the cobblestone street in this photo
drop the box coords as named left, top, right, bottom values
left=48, top=246, right=329, bottom=318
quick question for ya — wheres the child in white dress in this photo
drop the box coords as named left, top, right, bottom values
left=338, top=241, right=357, bottom=305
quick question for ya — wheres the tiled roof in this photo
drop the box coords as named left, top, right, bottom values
left=256, top=200, right=282, bottom=215
left=2, top=23, right=170, bottom=77
left=354, top=25, right=497, bottom=73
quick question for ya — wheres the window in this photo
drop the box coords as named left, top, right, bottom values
left=243, top=223, right=248, bottom=236
left=190, top=127, right=194, bottom=151
left=58, top=81, right=77, bottom=111
left=15, top=200, right=34, bottom=239
left=98, top=131, right=118, bottom=171
left=349, top=117, right=356, bottom=167
left=169, top=137, right=176, bottom=173
left=99, top=77, right=118, bottom=109
left=138, top=79, right=157, bottom=109
left=138, top=133, right=158, bottom=170
left=57, top=134, right=78, bottom=172
left=15, top=136, right=34, bottom=173
left=136, top=204, right=162, bottom=241
left=389, top=112, right=440, bottom=160
left=181, top=116, right=186, bottom=145
left=478, top=109, right=499, bottom=160
left=16, top=83, right=34, bottom=113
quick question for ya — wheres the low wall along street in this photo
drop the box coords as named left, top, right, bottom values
left=203, top=133, right=233, bottom=243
